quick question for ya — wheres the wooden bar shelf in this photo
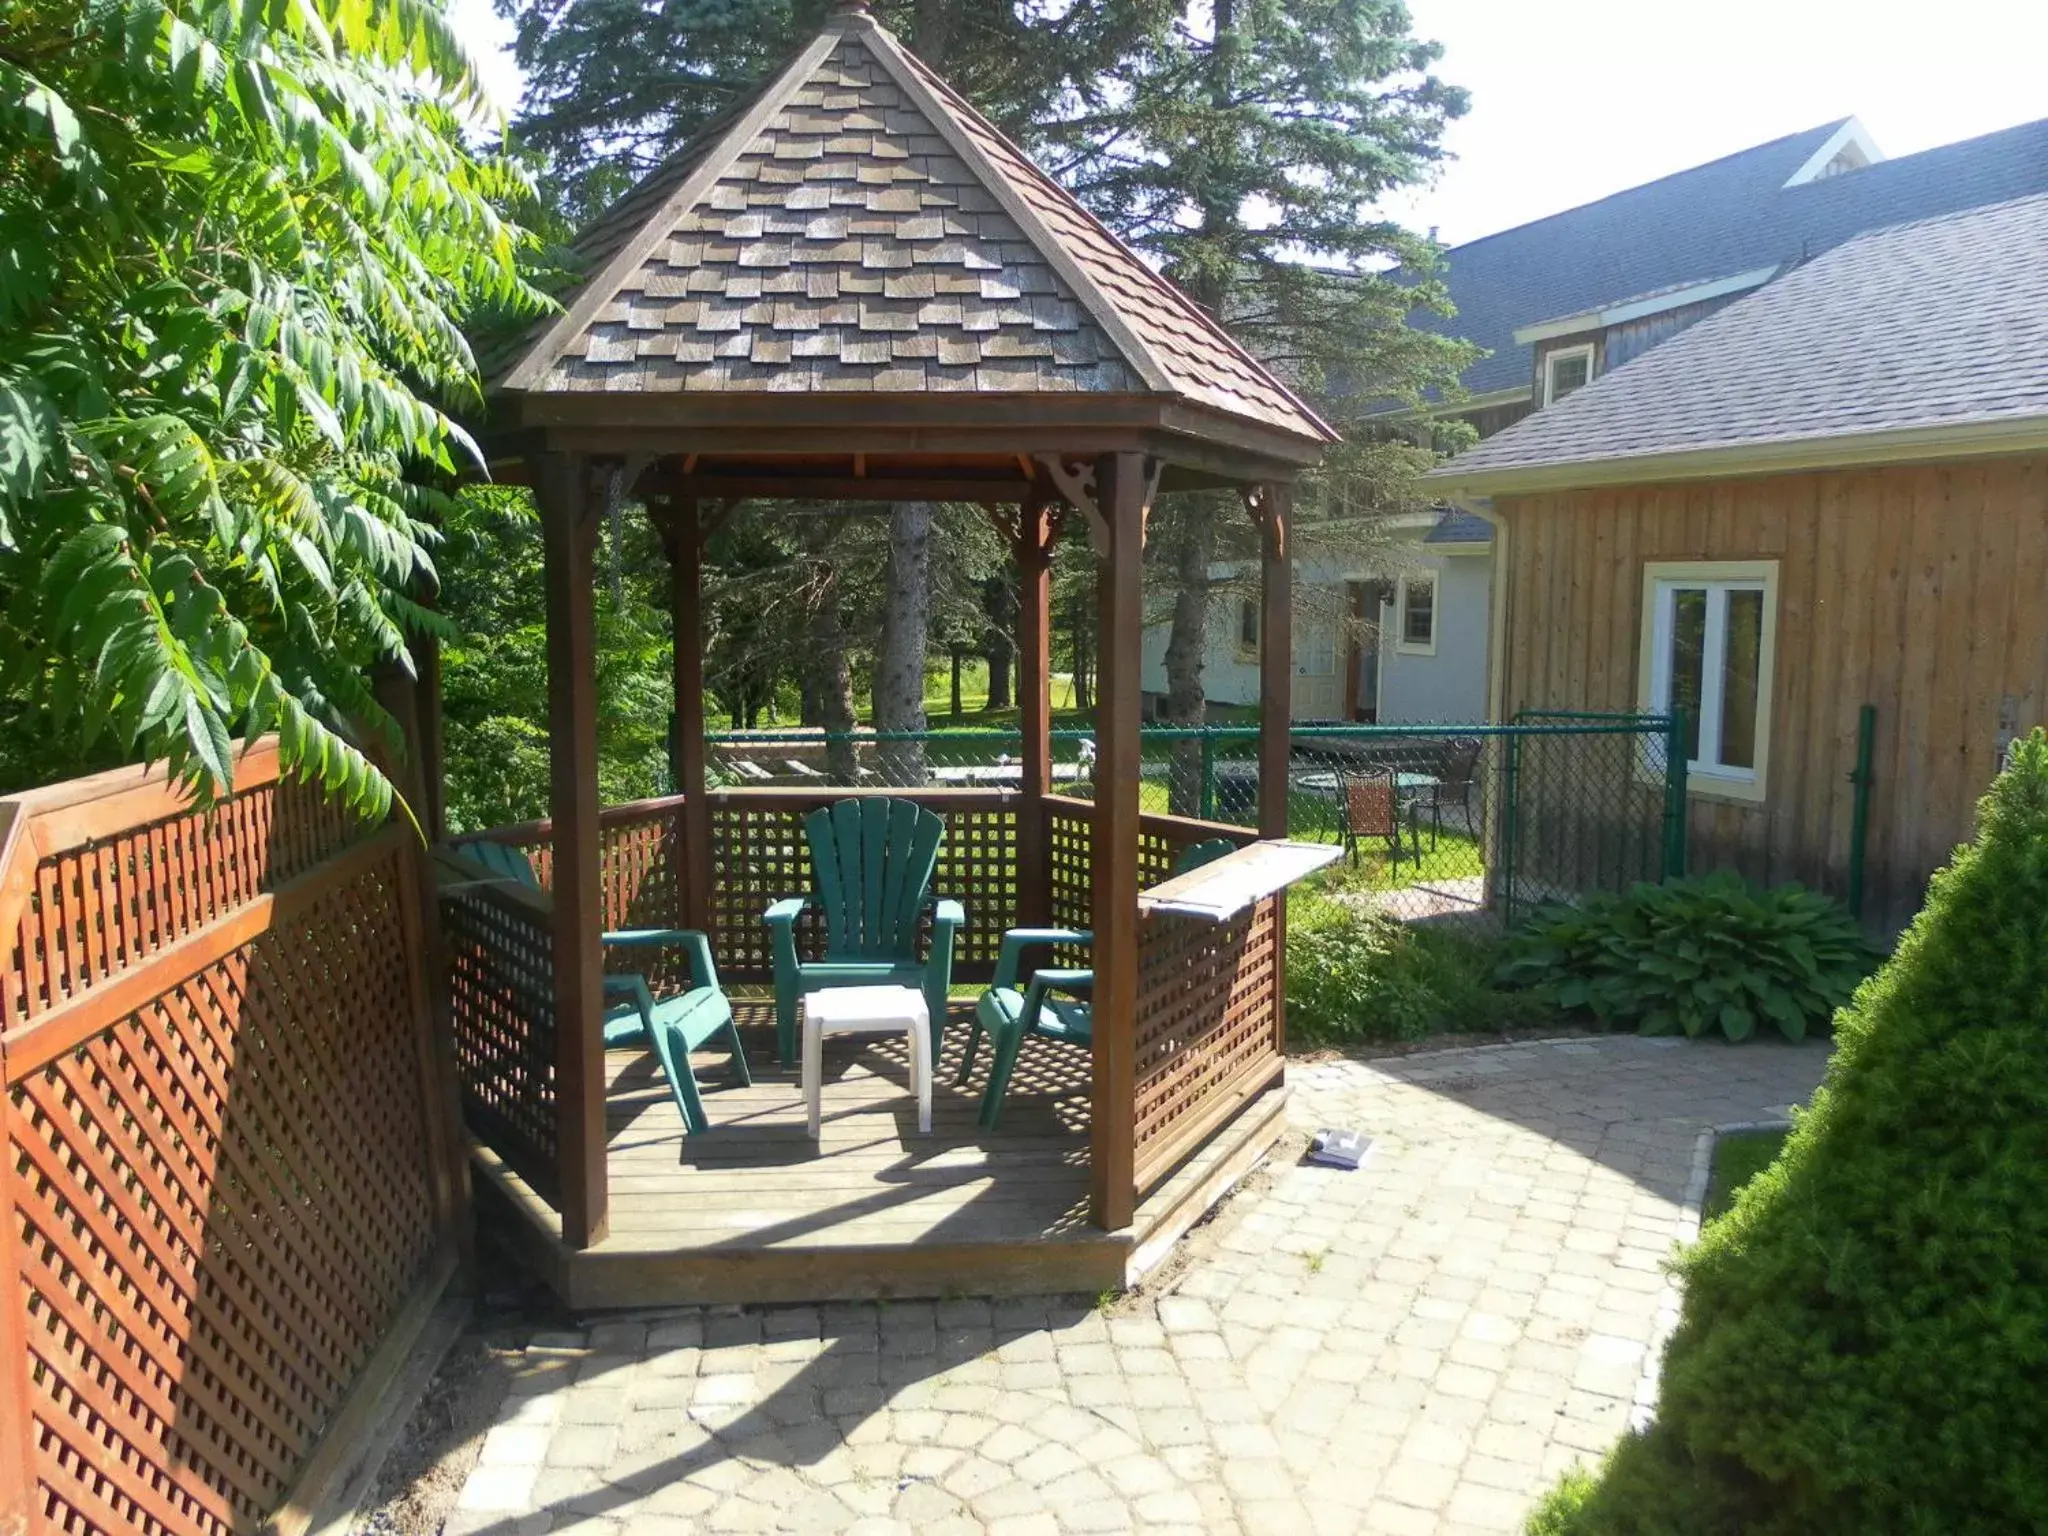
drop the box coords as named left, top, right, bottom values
left=1137, top=839, right=1342, bottom=922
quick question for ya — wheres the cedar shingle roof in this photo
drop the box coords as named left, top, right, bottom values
left=494, top=8, right=1334, bottom=445
left=1428, top=191, right=2048, bottom=491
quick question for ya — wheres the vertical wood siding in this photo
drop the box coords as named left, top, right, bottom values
left=1497, top=456, right=2048, bottom=932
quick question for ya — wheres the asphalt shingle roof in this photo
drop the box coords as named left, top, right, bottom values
left=493, top=9, right=1333, bottom=443
left=1423, top=509, right=1493, bottom=545
left=1425, top=115, right=2048, bottom=399
left=1428, top=192, right=2048, bottom=486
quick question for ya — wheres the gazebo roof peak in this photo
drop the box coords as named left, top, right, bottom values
left=492, top=5, right=1335, bottom=452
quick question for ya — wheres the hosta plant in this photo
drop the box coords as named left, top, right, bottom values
left=1495, top=872, right=1879, bottom=1041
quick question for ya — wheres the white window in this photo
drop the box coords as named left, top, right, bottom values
left=1235, top=598, right=1259, bottom=659
left=1396, top=574, right=1437, bottom=655
left=1543, top=343, right=1595, bottom=406
left=1639, top=561, right=1778, bottom=800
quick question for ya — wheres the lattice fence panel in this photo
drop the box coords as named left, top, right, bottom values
left=1131, top=896, right=1280, bottom=1191
left=4, top=777, right=363, bottom=1031
left=441, top=883, right=559, bottom=1204
left=705, top=800, right=813, bottom=981
left=1045, top=799, right=1093, bottom=931
left=706, top=792, right=1017, bottom=983
left=5, top=837, right=445, bottom=1536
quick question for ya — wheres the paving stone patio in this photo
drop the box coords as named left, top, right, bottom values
left=445, top=1035, right=1829, bottom=1536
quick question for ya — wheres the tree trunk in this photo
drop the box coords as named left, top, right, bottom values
left=1069, top=594, right=1093, bottom=711
left=1156, top=0, right=1244, bottom=811
left=981, top=571, right=1017, bottom=713
left=806, top=560, right=858, bottom=783
left=949, top=647, right=964, bottom=720
left=874, top=502, right=932, bottom=783
left=1162, top=498, right=1217, bottom=814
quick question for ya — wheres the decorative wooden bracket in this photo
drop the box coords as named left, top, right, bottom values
left=1036, top=456, right=1108, bottom=555
left=1139, top=456, right=1163, bottom=549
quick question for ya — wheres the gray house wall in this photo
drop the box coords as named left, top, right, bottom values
left=1374, top=547, right=1492, bottom=724
left=1140, top=531, right=1494, bottom=724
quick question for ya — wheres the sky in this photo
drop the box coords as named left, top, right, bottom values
left=443, top=0, right=2048, bottom=249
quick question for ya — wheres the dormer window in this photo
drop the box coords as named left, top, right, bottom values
left=1543, top=343, right=1595, bottom=406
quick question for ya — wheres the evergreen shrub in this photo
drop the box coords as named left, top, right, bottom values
left=1526, top=731, right=2048, bottom=1535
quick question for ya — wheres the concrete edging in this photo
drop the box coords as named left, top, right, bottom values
left=1628, top=1116, right=1795, bottom=1430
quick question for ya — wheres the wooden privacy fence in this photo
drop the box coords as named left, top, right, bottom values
left=0, top=743, right=464, bottom=1536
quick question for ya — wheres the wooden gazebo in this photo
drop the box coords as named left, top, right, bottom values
left=440, top=0, right=1336, bottom=1307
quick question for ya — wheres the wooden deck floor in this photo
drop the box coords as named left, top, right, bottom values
left=474, top=1002, right=1287, bottom=1310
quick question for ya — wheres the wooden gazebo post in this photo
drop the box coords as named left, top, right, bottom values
left=537, top=451, right=609, bottom=1248
left=662, top=497, right=714, bottom=935
left=1015, top=490, right=1055, bottom=928
left=1257, top=483, right=1294, bottom=1053
left=1090, top=452, right=1150, bottom=1231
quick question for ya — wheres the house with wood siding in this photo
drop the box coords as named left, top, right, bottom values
left=1161, top=114, right=2048, bottom=723
left=1428, top=191, right=2048, bottom=932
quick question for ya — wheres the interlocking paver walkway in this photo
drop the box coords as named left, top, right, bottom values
left=447, top=1036, right=1829, bottom=1535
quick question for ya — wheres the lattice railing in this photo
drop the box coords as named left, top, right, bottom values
left=0, top=746, right=459, bottom=1536
left=706, top=788, right=1019, bottom=981
left=1045, top=799, right=1278, bottom=1195
left=439, top=871, right=560, bottom=1204
left=456, top=789, right=1021, bottom=988
left=1132, top=894, right=1280, bottom=1192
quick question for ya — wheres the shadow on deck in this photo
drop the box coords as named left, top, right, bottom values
left=472, top=1002, right=1288, bottom=1310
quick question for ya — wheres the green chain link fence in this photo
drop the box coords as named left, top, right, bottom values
left=697, top=712, right=1686, bottom=930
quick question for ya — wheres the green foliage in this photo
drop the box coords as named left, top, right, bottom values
left=1524, top=1470, right=1598, bottom=1536
left=1285, top=889, right=1547, bottom=1045
left=0, top=0, right=543, bottom=814
left=1060, top=0, right=1472, bottom=408
left=1532, top=732, right=2048, bottom=1536
left=436, top=486, right=672, bottom=832
left=1496, top=874, right=1878, bottom=1043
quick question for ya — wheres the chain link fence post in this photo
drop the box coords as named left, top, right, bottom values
left=1662, top=707, right=1689, bottom=881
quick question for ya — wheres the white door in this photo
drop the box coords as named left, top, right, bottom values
left=1293, top=617, right=1341, bottom=720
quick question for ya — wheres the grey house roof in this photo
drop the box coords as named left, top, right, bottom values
left=1421, top=114, right=2048, bottom=400
left=1423, top=509, right=1493, bottom=545
left=1428, top=192, right=2048, bottom=492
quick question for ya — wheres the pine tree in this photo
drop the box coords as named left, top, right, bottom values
left=1049, top=0, right=1473, bottom=756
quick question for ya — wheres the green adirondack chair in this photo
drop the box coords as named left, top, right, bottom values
left=763, top=798, right=964, bottom=1067
left=454, top=840, right=749, bottom=1134
left=959, top=837, right=1236, bottom=1130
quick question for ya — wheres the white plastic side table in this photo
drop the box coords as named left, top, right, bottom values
left=802, top=985, right=932, bottom=1139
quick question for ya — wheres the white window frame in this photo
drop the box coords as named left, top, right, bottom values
left=1637, top=560, right=1779, bottom=803
left=1543, top=342, right=1596, bottom=406
left=1395, top=574, right=1437, bottom=656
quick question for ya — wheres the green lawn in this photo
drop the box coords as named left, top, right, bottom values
left=1703, top=1127, right=1790, bottom=1222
